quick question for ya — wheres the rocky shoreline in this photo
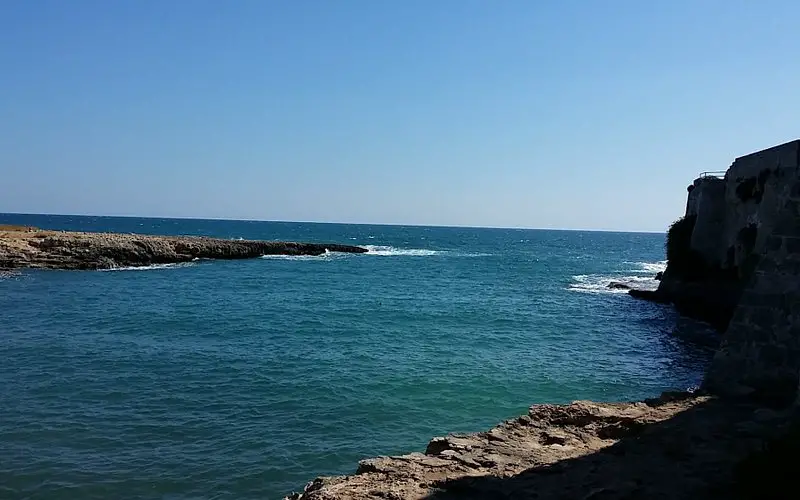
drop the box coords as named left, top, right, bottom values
left=0, top=228, right=367, bottom=270
left=286, top=392, right=794, bottom=499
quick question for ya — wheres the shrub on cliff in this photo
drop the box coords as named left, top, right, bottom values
left=666, top=215, right=696, bottom=263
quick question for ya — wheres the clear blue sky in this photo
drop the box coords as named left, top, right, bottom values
left=2, top=1, right=798, bottom=231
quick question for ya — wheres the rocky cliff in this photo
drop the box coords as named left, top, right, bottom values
left=631, top=139, right=800, bottom=331
left=629, top=139, right=800, bottom=403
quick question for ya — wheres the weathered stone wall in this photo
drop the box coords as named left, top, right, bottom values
left=686, top=182, right=702, bottom=217
left=703, top=175, right=800, bottom=404
left=688, top=177, right=726, bottom=266
left=719, top=141, right=800, bottom=274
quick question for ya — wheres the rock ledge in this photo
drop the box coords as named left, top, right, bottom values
left=0, top=229, right=367, bottom=270
left=287, top=392, right=793, bottom=499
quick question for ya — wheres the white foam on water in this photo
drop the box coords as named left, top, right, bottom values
left=260, top=254, right=331, bottom=261
left=624, top=260, right=668, bottom=274
left=568, top=274, right=659, bottom=294
left=101, top=262, right=197, bottom=272
left=362, top=245, right=441, bottom=256
left=0, top=270, right=22, bottom=281
left=260, top=249, right=345, bottom=261
left=260, top=246, right=490, bottom=259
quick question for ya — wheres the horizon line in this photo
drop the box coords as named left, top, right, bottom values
left=0, top=211, right=667, bottom=235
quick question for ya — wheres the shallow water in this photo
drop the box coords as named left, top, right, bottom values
left=0, top=214, right=716, bottom=499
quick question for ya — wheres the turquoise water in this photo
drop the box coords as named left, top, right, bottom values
left=0, top=214, right=715, bottom=499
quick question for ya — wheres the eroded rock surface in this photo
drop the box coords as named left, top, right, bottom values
left=0, top=230, right=367, bottom=270
left=287, top=392, right=791, bottom=499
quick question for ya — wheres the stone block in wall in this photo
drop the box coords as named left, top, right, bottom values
left=752, top=272, right=800, bottom=296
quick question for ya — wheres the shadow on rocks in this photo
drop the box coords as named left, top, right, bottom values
left=425, top=396, right=798, bottom=500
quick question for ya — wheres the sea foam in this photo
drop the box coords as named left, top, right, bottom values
left=362, top=245, right=441, bottom=256
left=625, top=260, right=668, bottom=274
left=568, top=274, right=659, bottom=294
left=100, top=262, right=197, bottom=272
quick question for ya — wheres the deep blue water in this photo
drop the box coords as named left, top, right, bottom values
left=0, top=214, right=716, bottom=499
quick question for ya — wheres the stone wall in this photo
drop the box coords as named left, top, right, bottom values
left=688, top=177, right=726, bottom=267
left=638, top=140, right=800, bottom=331
left=678, top=141, right=800, bottom=275
left=718, top=141, right=800, bottom=275
left=703, top=174, right=800, bottom=404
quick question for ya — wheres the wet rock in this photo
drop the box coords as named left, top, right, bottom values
left=628, top=289, right=670, bottom=303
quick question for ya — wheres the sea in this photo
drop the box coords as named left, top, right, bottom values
left=0, top=214, right=717, bottom=499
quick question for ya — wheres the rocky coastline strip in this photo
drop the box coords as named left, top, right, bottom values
left=286, top=391, right=795, bottom=499
left=0, top=227, right=367, bottom=270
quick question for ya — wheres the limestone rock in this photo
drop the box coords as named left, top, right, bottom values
left=0, top=230, right=368, bottom=270
left=285, top=393, right=786, bottom=500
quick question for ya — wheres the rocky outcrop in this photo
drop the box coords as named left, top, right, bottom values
left=631, top=140, right=800, bottom=331
left=286, top=392, right=795, bottom=499
left=0, top=230, right=367, bottom=270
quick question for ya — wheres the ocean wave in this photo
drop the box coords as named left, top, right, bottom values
left=362, top=245, right=441, bottom=257
left=361, top=245, right=493, bottom=257
left=625, top=260, right=667, bottom=274
left=260, top=253, right=336, bottom=261
left=260, top=246, right=490, bottom=260
left=0, top=270, right=22, bottom=280
left=568, top=274, right=659, bottom=294
left=101, top=262, right=197, bottom=272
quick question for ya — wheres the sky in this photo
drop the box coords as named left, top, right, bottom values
left=1, top=1, right=799, bottom=231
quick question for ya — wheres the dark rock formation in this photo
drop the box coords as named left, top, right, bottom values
left=630, top=140, right=800, bottom=331
left=608, top=281, right=631, bottom=290
left=0, top=230, right=368, bottom=270
left=631, top=279, right=743, bottom=331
